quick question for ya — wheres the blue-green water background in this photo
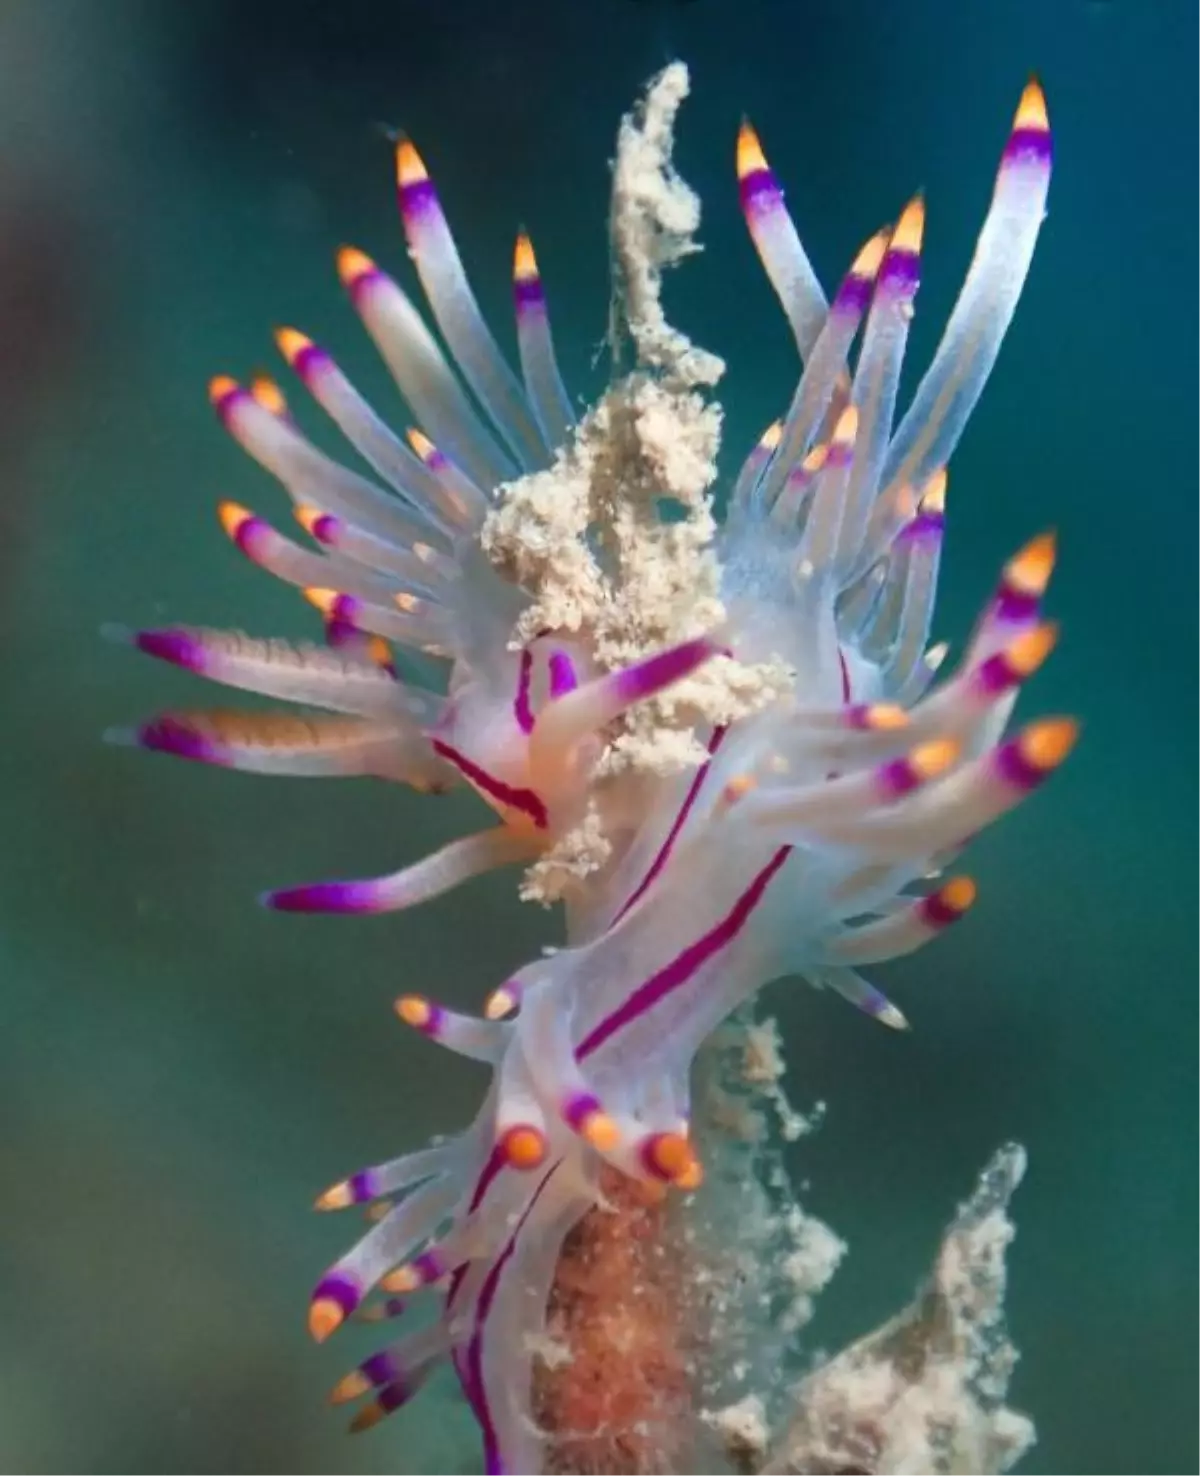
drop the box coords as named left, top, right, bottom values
left=1, top=1, right=1195, bottom=1471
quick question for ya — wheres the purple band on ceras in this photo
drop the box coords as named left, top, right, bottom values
left=1002, top=128, right=1053, bottom=170
left=313, top=1271, right=361, bottom=1320
left=134, top=629, right=207, bottom=674
left=266, top=878, right=381, bottom=914
left=513, top=275, right=546, bottom=314
left=137, top=716, right=222, bottom=765
left=896, top=505, right=945, bottom=546
left=347, top=1169, right=377, bottom=1204
left=993, top=735, right=1053, bottom=792
left=230, top=513, right=270, bottom=558
left=562, top=1091, right=604, bottom=1135
left=615, top=636, right=715, bottom=704
left=972, top=647, right=1024, bottom=696
left=877, top=243, right=921, bottom=298
left=290, top=340, right=333, bottom=386
left=831, top=266, right=875, bottom=317
left=738, top=165, right=780, bottom=219
left=211, top=383, right=249, bottom=427
left=306, top=511, right=340, bottom=546
left=991, top=578, right=1041, bottom=625
left=875, top=753, right=928, bottom=800
left=548, top=650, right=578, bottom=698
left=398, top=176, right=439, bottom=226
left=344, top=263, right=388, bottom=308
left=918, top=889, right=966, bottom=929
left=360, top=1350, right=401, bottom=1389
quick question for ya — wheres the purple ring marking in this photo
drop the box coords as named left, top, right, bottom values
left=313, top=1271, right=361, bottom=1318
left=994, top=737, right=1049, bottom=792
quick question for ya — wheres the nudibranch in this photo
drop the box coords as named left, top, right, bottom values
left=111, top=64, right=1070, bottom=1474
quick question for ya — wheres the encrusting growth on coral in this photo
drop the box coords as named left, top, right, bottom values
left=758, top=1146, right=1035, bottom=1476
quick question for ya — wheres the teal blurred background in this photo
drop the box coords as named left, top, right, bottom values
left=0, top=1, right=1194, bottom=1471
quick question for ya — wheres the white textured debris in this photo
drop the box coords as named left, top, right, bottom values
left=482, top=63, right=792, bottom=900
left=761, top=1144, right=1036, bottom=1476
left=702, top=1393, right=771, bottom=1474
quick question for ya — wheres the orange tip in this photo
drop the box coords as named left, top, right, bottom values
left=394, top=994, right=432, bottom=1029
left=1006, top=531, right=1057, bottom=596
left=208, top=374, right=239, bottom=404
left=850, top=229, right=889, bottom=279
left=675, top=1149, right=704, bottom=1191
left=863, top=703, right=909, bottom=732
left=736, top=119, right=769, bottom=180
left=395, top=137, right=429, bottom=189
left=938, top=876, right=977, bottom=914
left=275, top=326, right=314, bottom=364
left=910, top=736, right=961, bottom=781
left=919, top=467, right=948, bottom=516
left=348, top=1401, right=387, bottom=1435
left=308, top=1297, right=345, bottom=1343
left=293, top=505, right=324, bottom=537
left=484, top=987, right=517, bottom=1020
left=365, top=636, right=392, bottom=670
left=1014, top=77, right=1049, bottom=135
left=1018, top=716, right=1078, bottom=771
left=891, top=193, right=926, bottom=255
left=831, top=404, right=859, bottom=447
left=1007, top=621, right=1059, bottom=676
left=643, top=1131, right=691, bottom=1182
left=314, top=1181, right=354, bottom=1212
left=217, top=501, right=253, bottom=538
left=579, top=1110, right=620, bottom=1154
left=499, top=1124, right=549, bottom=1171
left=759, top=420, right=783, bottom=452
left=800, top=442, right=829, bottom=476
left=336, top=246, right=378, bottom=288
left=303, top=587, right=341, bottom=615
left=249, top=374, right=287, bottom=415
left=329, top=1369, right=371, bottom=1406
left=405, top=427, right=437, bottom=462
left=380, top=1265, right=421, bottom=1295
left=513, top=232, right=538, bottom=283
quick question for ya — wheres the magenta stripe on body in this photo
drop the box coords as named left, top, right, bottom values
left=431, top=739, right=549, bottom=828
left=465, top=1163, right=559, bottom=1476
left=579, top=844, right=791, bottom=1058
left=614, top=726, right=726, bottom=923
left=513, top=650, right=535, bottom=734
